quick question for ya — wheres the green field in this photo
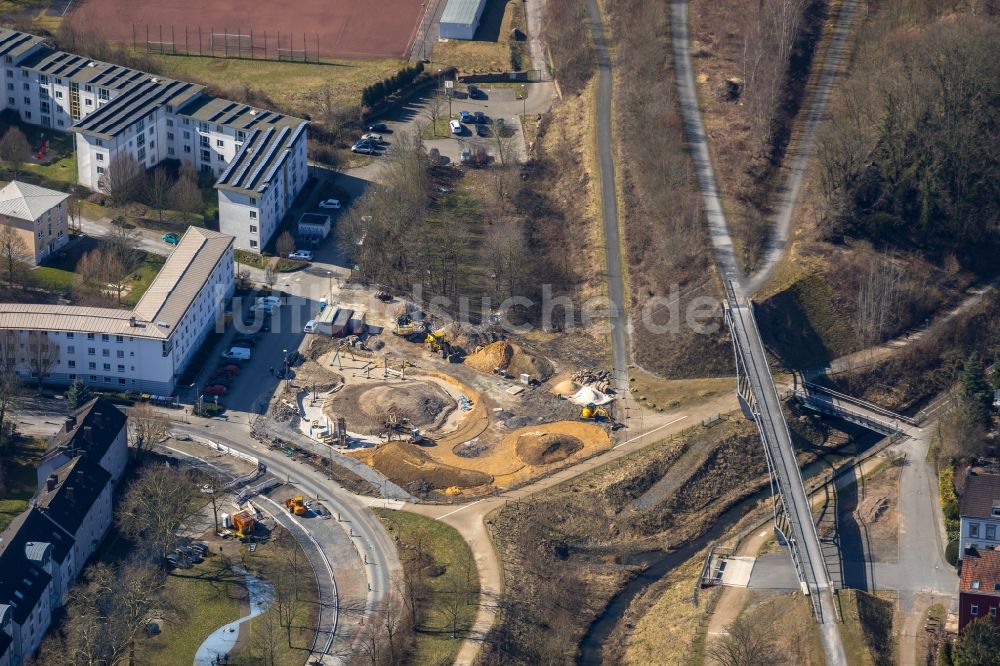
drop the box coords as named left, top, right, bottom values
left=374, top=509, right=480, bottom=665
left=0, top=437, right=47, bottom=531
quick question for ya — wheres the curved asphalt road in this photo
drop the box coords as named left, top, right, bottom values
left=170, top=422, right=400, bottom=662
left=583, top=0, right=629, bottom=393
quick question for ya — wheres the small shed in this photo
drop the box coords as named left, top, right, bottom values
left=298, top=212, right=331, bottom=241
left=440, top=0, right=488, bottom=40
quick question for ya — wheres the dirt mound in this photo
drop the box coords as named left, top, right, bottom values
left=366, top=441, right=493, bottom=490
left=855, top=496, right=889, bottom=524
left=552, top=379, right=580, bottom=397
left=464, top=341, right=555, bottom=381
left=515, top=432, right=584, bottom=465
left=326, top=382, right=453, bottom=435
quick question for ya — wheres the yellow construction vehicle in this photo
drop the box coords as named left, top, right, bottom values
left=581, top=403, right=612, bottom=422
left=394, top=315, right=428, bottom=339
left=425, top=331, right=460, bottom=361
left=284, top=496, right=307, bottom=516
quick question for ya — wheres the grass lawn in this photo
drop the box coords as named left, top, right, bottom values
left=429, top=0, right=526, bottom=73
left=124, top=254, right=166, bottom=306
left=138, top=562, right=242, bottom=666
left=0, top=437, right=47, bottom=531
left=234, top=249, right=268, bottom=269
left=30, top=244, right=165, bottom=303
left=374, top=509, right=479, bottom=666
left=151, top=55, right=405, bottom=115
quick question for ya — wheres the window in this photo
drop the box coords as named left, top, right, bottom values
left=200, top=135, right=209, bottom=148
left=118, top=378, right=126, bottom=385
left=249, top=197, right=256, bottom=205
left=69, top=373, right=76, bottom=380
left=992, top=501, right=1000, bottom=517
left=88, top=362, right=96, bottom=370
left=103, top=376, right=111, bottom=383
left=115, top=335, right=124, bottom=343
left=22, top=83, right=28, bottom=91
left=102, top=349, right=109, bottom=357
left=166, top=118, right=173, bottom=127
left=85, top=84, right=92, bottom=92
left=136, top=117, right=144, bottom=131
left=167, top=132, right=174, bottom=140
left=116, top=350, right=124, bottom=358
left=992, top=608, right=998, bottom=618
left=201, top=149, right=211, bottom=161
left=66, top=332, right=74, bottom=339
left=168, top=147, right=175, bottom=156
left=137, top=132, right=145, bottom=147
left=103, top=363, right=111, bottom=371
left=149, top=140, right=155, bottom=149
left=971, top=604, right=979, bottom=616
left=5, top=83, right=11, bottom=91
left=249, top=225, right=257, bottom=233
left=183, top=130, right=190, bottom=139
left=973, top=580, right=982, bottom=589
left=250, top=240, right=258, bottom=248
left=38, top=74, right=48, bottom=85
left=117, top=365, right=125, bottom=372
left=24, top=111, right=30, bottom=120
left=216, top=138, right=224, bottom=147
left=99, top=88, right=109, bottom=101
left=217, top=152, right=224, bottom=161
left=67, top=360, right=75, bottom=368
left=97, top=166, right=105, bottom=175
left=988, top=525, right=996, bottom=540
left=40, top=101, right=49, bottom=114
left=102, top=334, right=109, bottom=341
left=87, top=347, right=95, bottom=355
left=249, top=211, right=257, bottom=219
left=55, top=90, right=63, bottom=99
left=137, top=147, right=146, bottom=161
left=23, top=96, right=29, bottom=104
left=6, top=97, right=12, bottom=105
left=971, top=523, right=981, bottom=538
left=96, top=153, right=104, bottom=162
left=183, top=146, right=191, bottom=154
left=85, top=99, right=92, bottom=106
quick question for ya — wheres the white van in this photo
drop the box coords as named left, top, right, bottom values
left=449, top=119, right=462, bottom=135
left=221, top=347, right=251, bottom=361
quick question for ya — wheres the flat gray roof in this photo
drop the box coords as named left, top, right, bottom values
left=0, top=29, right=43, bottom=62
left=441, top=0, right=487, bottom=26
left=20, top=46, right=147, bottom=91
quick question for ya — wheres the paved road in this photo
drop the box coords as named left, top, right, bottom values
left=582, top=0, right=628, bottom=394
left=168, top=420, right=402, bottom=662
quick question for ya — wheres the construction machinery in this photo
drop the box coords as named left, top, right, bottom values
left=581, top=403, right=613, bottom=423
left=232, top=510, right=255, bottom=538
left=425, top=330, right=460, bottom=361
left=284, top=496, right=307, bottom=516
left=393, top=314, right=428, bottom=338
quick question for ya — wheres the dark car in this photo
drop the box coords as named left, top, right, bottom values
left=473, top=111, right=486, bottom=124
left=468, top=85, right=485, bottom=100
left=232, top=337, right=257, bottom=348
left=191, top=542, right=210, bottom=556
left=476, top=123, right=489, bottom=137
left=368, top=123, right=387, bottom=132
left=241, top=316, right=269, bottom=332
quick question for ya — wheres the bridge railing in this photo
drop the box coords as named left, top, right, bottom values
left=802, top=381, right=918, bottom=427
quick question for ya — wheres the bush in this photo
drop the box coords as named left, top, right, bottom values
left=193, top=402, right=224, bottom=417
left=361, top=61, right=425, bottom=108
left=945, top=539, right=960, bottom=567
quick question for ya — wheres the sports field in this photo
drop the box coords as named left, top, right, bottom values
left=68, top=0, right=429, bottom=60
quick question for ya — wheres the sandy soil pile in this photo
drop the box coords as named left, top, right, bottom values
left=365, top=441, right=493, bottom=489
left=464, top=341, right=555, bottom=381
left=515, top=432, right=584, bottom=465
left=552, top=379, right=580, bottom=397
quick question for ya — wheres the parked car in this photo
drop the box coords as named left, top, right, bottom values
left=251, top=302, right=275, bottom=315
left=476, top=123, right=489, bottom=137
left=318, top=199, right=341, bottom=209
left=220, top=347, right=251, bottom=361
left=162, top=232, right=179, bottom=245
left=468, top=85, right=485, bottom=99
left=351, top=141, right=377, bottom=154
left=473, top=111, right=486, bottom=124
left=303, top=320, right=317, bottom=334
left=449, top=119, right=463, bottom=135
left=191, top=542, right=210, bottom=556
left=361, top=132, right=383, bottom=143
left=233, top=335, right=258, bottom=348
left=367, top=123, right=387, bottom=132
left=288, top=249, right=314, bottom=261
left=458, top=111, right=473, bottom=123
left=256, top=295, right=282, bottom=307
left=241, top=315, right=269, bottom=332
left=166, top=554, right=190, bottom=569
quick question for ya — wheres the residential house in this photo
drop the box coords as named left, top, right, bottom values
left=959, top=547, right=1000, bottom=631
left=959, top=473, right=1000, bottom=560
left=0, top=181, right=68, bottom=266
left=36, top=396, right=128, bottom=487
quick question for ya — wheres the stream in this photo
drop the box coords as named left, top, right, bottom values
left=577, top=429, right=884, bottom=664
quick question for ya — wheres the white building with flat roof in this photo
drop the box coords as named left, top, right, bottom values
left=0, top=28, right=308, bottom=252
left=0, top=227, right=234, bottom=395
left=439, top=0, right=488, bottom=40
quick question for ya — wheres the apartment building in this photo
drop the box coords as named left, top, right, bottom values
left=0, top=226, right=234, bottom=395
left=0, top=402, right=126, bottom=666
left=0, top=28, right=308, bottom=251
left=0, top=181, right=68, bottom=265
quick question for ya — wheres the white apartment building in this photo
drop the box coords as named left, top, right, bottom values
left=0, top=28, right=308, bottom=251
left=0, top=227, right=234, bottom=395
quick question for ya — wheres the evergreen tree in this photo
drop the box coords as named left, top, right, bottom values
left=954, top=618, right=1000, bottom=666
left=66, top=378, right=93, bottom=412
left=960, top=353, right=993, bottom=426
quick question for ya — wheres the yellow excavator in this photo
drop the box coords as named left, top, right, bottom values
left=581, top=403, right=613, bottom=423
left=284, top=496, right=307, bottom=516
left=394, top=315, right=428, bottom=338
left=426, top=331, right=460, bottom=361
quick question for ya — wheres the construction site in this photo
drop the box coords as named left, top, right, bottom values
left=260, top=294, right=621, bottom=498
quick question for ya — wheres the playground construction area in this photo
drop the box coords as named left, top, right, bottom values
left=69, top=0, right=429, bottom=60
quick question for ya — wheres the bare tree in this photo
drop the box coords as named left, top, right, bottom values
left=0, top=224, right=30, bottom=287
left=276, top=231, right=295, bottom=258
left=66, top=195, right=83, bottom=233
left=490, top=118, right=518, bottom=167
left=145, top=167, right=173, bottom=222
left=0, top=126, right=30, bottom=180
left=104, top=222, right=143, bottom=272
left=127, top=403, right=170, bottom=456
left=264, top=265, right=277, bottom=290
left=437, top=575, right=468, bottom=639
left=272, top=564, right=303, bottom=648
left=100, top=153, right=145, bottom=207
left=75, top=246, right=129, bottom=305
left=855, top=254, right=906, bottom=348
left=169, top=176, right=202, bottom=223
left=706, top=615, right=781, bottom=666
left=249, top=611, right=281, bottom=666
left=0, top=369, right=18, bottom=455
left=426, top=87, right=447, bottom=138
left=117, top=465, right=201, bottom=562
left=25, top=330, right=58, bottom=392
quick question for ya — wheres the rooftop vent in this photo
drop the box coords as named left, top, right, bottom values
left=64, top=416, right=76, bottom=432
left=156, top=321, right=170, bottom=328
left=45, top=474, right=58, bottom=491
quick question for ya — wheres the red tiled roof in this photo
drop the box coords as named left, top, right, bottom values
left=961, top=549, right=1000, bottom=597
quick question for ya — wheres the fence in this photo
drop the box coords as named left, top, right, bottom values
left=134, top=24, right=322, bottom=63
